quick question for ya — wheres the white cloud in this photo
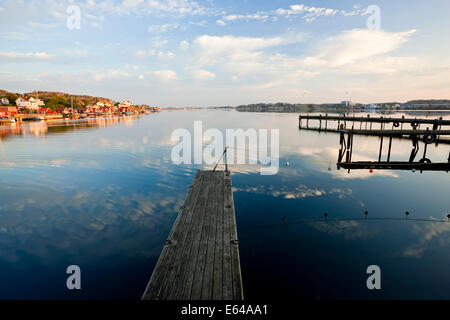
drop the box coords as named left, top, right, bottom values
left=317, top=29, right=417, bottom=67
left=193, top=34, right=301, bottom=65
left=0, top=51, right=55, bottom=62
left=148, top=23, right=180, bottom=32
left=122, top=0, right=145, bottom=7
left=222, top=13, right=269, bottom=22
left=180, top=40, right=190, bottom=50
left=153, top=39, right=169, bottom=47
left=192, top=69, right=216, bottom=81
left=275, top=3, right=364, bottom=21
left=150, top=70, right=178, bottom=82
left=216, top=19, right=226, bottom=26
left=157, top=51, right=176, bottom=59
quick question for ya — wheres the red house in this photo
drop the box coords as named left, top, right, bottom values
left=0, top=106, right=18, bottom=117
left=55, top=108, right=71, bottom=115
left=38, top=107, right=53, bottom=114
left=118, top=106, right=134, bottom=114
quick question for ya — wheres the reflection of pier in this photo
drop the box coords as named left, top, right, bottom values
left=142, top=170, right=243, bottom=300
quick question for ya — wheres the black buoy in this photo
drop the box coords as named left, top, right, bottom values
left=405, top=211, right=410, bottom=219
left=282, top=216, right=287, bottom=222
left=324, top=212, right=328, bottom=219
left=364, top=211, right=368, bottom=218
left=447, top=214, right=450, bottom=222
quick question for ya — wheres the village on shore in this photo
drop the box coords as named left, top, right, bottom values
left=0, top=92, right=161, bottom=125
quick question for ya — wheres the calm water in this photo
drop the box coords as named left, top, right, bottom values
left=0, top=110, right=449, bottom=300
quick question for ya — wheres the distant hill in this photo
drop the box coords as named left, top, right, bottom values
left=403, top=99, right=450, bottom=109
left=0, top=89, right=116, bottom=109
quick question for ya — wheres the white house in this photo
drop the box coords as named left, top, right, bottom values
left=119, top=100, right=133, bottom=108
left=1, top=98, right=9, bottom=105
left=15, top=97, right=44, bottom=110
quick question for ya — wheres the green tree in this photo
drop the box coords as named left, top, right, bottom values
left=45, top=96, right=69, bottom=110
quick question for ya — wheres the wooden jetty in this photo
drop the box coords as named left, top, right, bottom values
left=142, top=170, right=243, bottom=300
left=299, top=114, right=450, bottom=128
left=298, top=114, right=450, bottom=144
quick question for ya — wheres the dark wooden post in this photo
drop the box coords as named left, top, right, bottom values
left=387, top=136, right=393, bottom=162
left=378, top=136, right=384, bottom=162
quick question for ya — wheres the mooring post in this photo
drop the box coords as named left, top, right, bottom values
left=387, top=136, right=393, bottom=162
left=378, top=136, right=384, bottom=162
left=349, top=132, right=354, bottom=162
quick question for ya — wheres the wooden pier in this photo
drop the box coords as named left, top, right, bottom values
left=299, top=114, right=450, bottom=128
left=298, top=114, right=450, bottom=144
left=142, top=170, right=243, bottom=300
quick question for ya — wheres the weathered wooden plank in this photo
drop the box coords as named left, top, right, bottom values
left=226, top=173, right=244, bottom=300
left=141, top=171, right=202, bottom=299
left=191, top=172, right=217, bottom=299
left=167, top=172, right=208, bottom=299
left=212, top=171, right=224, bottom=300
left=179, top=171, right=212, bottom=299
left=201, top=172, right=220, bottom=299
left=222, top=172, right=233, bottom=300
left=160, top=170, right=206, bottom=299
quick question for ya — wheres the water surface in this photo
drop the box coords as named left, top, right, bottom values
left=0, top=110, right=449, bottom=299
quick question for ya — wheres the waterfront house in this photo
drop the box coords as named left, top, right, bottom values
left=38, top=107, right=53, bottom=114
left=0, top=106, right=18, bottom=117
left=119, top=101, right=133, bottom=108
left=55, top=107, right=71, bottom=115
left=118, top=106, right=134, bottom=114
left=1, top=98, right=9, bottom=105
left=15, top=97, right=44, bottom=110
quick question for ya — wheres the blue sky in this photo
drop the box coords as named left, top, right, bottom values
left=1, top=0, right=449, bottom=106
